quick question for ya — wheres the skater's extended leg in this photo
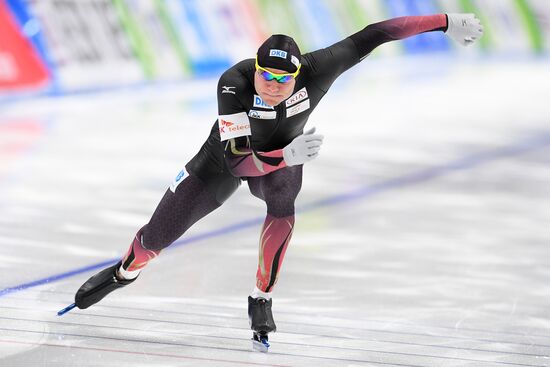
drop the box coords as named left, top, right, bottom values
left=75, top=172, right=237, bottom=309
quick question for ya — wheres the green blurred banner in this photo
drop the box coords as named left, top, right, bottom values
left=1, top=0, right=548, bottom=96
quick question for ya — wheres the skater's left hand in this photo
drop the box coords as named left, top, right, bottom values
left=445, top=13, right=484, bottom=46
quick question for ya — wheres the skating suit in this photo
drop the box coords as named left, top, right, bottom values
left=185, top=15, right=448, bottom=202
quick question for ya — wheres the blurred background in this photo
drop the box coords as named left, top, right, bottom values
left=0, top=0, right=549, bottom=98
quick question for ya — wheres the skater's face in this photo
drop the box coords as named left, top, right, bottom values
left=254, top=66, right=297, bottom=107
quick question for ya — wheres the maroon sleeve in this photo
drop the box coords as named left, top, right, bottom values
left=349, top=14, right=448, bottom=59
left=303, top=14, right=448, bottom=92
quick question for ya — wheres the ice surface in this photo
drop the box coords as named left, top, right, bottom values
left=1, top=56, right=550, bottom=366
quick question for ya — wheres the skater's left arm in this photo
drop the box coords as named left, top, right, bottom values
left=349, top=14, right=483, bottom=58
left=348, top=14, right=449, bottom=60
left=306, top=14, right=483, bottom=91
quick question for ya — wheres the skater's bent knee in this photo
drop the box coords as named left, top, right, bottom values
left=266, top=204, right=295, bottom=218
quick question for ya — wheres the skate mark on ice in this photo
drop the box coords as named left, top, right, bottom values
left=5, top=293, right=550, bottom=342
left=9, top=290, right=550, bottom=341
left=1, top=327, right=546, bottom=367
left=1, top=314, right=549, bottom=360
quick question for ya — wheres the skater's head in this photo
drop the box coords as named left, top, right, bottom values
left=257, top=35, right=301, bottom=74
left=254, top=34, right=301, bottom=107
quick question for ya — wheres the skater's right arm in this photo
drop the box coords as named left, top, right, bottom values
left=222, top=128, right=324, bottom=177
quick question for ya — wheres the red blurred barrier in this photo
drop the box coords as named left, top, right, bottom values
left=0, top=1, right=48, bottom=91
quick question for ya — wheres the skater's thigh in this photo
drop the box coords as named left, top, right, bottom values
left=248, top=165, right=303, bottom=199
left=247, top=165, right=302, bottom=217
left=143, top=167, right=240, bottom=250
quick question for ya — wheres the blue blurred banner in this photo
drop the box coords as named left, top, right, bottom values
left=0, top=0, right=548, bottom=98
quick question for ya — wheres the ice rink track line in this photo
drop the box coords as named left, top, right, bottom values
left=0, top=314, right=548, bottom=359
left=1, top=311, right=548, bottom=358
left=11, top=290, right=550, bottom=341
left=0, top=339, right=292, bottom=367
left=5, top=303, right=548, bottom=348
left=4, top=300, right=550, bottom=349
left=1, top=328, right=546, bottom=367
left=0, top=328, right=413, bottom=367
left=1, top=132, right=550, bottom=298
left=0, top=342, right=415, bottom=367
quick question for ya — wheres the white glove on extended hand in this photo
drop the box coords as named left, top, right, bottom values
left=283, top=127, right=324, bottom=166
left=446, top=13, right=484, bottom=46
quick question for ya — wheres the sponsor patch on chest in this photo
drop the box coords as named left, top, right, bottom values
left=286, top=99, right=310, bottom=118
left=218, top=112, right=251, bottom=141
left=248, top=110, right=277, bottom=120
left=285, top=87, right=308, bottom=107
left=253, top=95, right=274, bottom=109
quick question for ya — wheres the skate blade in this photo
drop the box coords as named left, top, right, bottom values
left=57, top=303, right=76, bottom=316
left=252, top=338, right=269, bottom=353
left=251, top=333, right=270, bottom=353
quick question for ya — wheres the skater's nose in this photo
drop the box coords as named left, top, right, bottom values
left=266, top=81, right=279, bottom=92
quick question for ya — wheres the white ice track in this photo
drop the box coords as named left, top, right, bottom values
left=1, top=56, right=550, bottom=367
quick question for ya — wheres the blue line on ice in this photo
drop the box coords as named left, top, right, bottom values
left=1, top=132, right=549, bottom=297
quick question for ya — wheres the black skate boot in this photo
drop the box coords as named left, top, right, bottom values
left=248, top=296, right=276, bottom=352
left=75, top=261, right=136, bottom=309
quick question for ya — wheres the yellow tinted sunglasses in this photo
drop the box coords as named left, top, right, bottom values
left=255, top=56, right=301, bottom=83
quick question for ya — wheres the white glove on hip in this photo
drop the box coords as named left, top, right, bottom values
left=446, top=13, right=484, bottom=46
left=283, top=127, right=324, bottom=166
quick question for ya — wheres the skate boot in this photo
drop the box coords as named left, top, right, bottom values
left=75, top=261, right=136, bottom=309
left=248, top=296, right=277, bottom=352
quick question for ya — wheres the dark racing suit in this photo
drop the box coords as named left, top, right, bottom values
left=123, top=15, right=449, bottom=293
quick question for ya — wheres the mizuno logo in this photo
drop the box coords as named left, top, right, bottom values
left=222, top=86, right=236, bottom=94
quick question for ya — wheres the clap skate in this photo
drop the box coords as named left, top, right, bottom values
left=248, top=296, right=277, bottom=352
left=57, top=261, right=136, bottom=316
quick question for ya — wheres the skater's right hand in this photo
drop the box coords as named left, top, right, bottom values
left=445, top=13, right=484, bottom=46
left=283, top=127, right=324, bottom=166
